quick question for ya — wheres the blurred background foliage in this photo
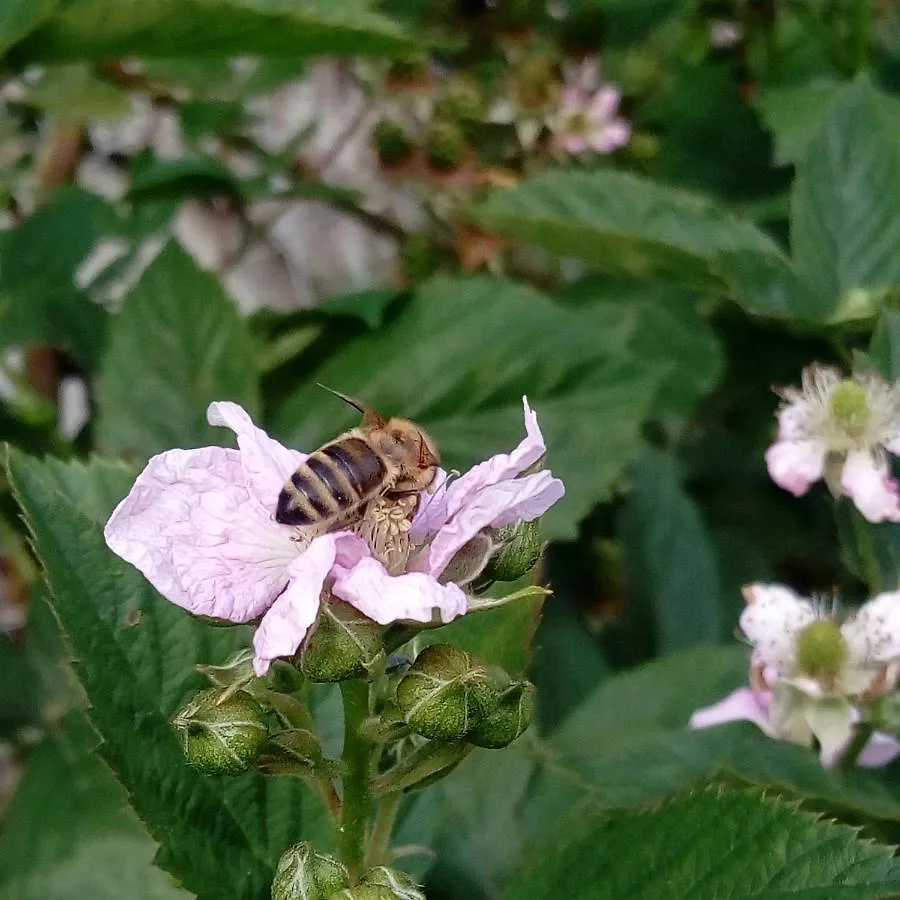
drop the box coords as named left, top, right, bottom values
left=3, top=0, right=900, bottom=898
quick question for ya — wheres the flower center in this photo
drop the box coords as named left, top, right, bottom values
left=828, top=380, right=871, bottom=441
left=567, top=111, right=587, bottom=134
left=794, top=619, right=847, bottom=681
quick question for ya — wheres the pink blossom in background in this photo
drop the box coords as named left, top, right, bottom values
left=105, top=398, right=564, bottom=676
left=765, top=364, right=900, bottom=522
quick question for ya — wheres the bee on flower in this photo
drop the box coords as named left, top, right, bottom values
left=690, top=583, right=900, bottom=766
left=765, top=364, right=900, bottom=522
left=103, top=397, right=564, bottom=677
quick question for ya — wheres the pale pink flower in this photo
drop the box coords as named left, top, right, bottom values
left=765, top=365, right=900, bottom=522
left=689, top=583, right=900, bottom=767
left=548, top=61, right=630, bottom=156
left=104, top=399, right=564, bottom=676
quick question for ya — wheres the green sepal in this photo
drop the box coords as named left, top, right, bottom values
left=298, top=600, right=385, bottom=683
left=372, top=740, right=473, bottom=795
left=469, top=680, right=536, bottom=748
left=272, top=843, right=349, bottom=900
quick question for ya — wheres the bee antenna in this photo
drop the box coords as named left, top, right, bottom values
left=315, top=383, right=366, bottom=413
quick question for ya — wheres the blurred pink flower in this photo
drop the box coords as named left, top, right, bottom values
left=766, top=365, right=900, bottom=522
left=548, top=60, right=630, bottom=156
left=105, top=398, right=564, bottom=675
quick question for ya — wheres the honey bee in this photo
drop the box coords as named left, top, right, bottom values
left=275, top=388, right=440, bottom=536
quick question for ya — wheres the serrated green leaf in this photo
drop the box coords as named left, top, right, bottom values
left=504, top=787, right=900, bottom=900
left=8, top=451, right=333, bottom=900
left=11, top=0, right=413, bottom=62
left=756, top=82, right=844, bottom=166
left=792, top=77, right=900, bottom=305
left=470, top=170, right=781, bottom=291
left=619, top=448, right=722, bottom=654
left=96, top=243, right=260, bottom=458
left=0, top=187, right=112, bottom=368
left=272, top=275, right=660, bottom=540
left=0, top=714, right=191, bottom=900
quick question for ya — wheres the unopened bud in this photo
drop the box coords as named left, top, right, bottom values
left=272, top=843, right=349, bottom=900
left=299, top=600, right=384, bottom=682
left=433, top=79, right=484, bottom=132
left=172, top=688, right=267, bottom=775
left=425, top=120, right=466, bottom=171
left=482, top=519, right=542, bottom=583
left=469, top=680, right=535, bottom=748
left=329, top=867, right=425, bottom=900
left=373, top=119, right=414, bottom=167
left=795, top=620, right=847, bottom=681
left=328, top=887, right=395, bottom=900
left=396, top=644, right=493, bottom=741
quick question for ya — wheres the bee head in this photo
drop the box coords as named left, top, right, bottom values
left=381, top=417, right=440, bottom=490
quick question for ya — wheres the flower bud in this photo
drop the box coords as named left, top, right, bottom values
left=359, top=866, right=425, bottom=899
left=433, top=79, right=484, bottom=133
left=482, top=519, right=542, bottom=583
left=298, top=600, right=384, bottom=682
left=425, top=120, right=466, bottom=171
left=795, top=619, right=847, bottom=681
left=469, top=680, right=535, bottom=748
left=272, top=843, right=349, bottom=900
left=172, top=688, right=267, bottom=776
left=328, top=867, right=425, bottom=900
left=396, top=644, right=494, bottom=741
left=373, top=119, right=414, bottom=167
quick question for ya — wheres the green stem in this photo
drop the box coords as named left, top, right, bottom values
left=839, top=720, right=873, bottom=769
left=848, top=0, right=870, bottom=73
left=339, top=680, right=373, bottom=882
left=366, top=793, right=403, bottom=869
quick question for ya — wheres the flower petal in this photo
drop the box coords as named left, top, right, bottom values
left=587, top=85, right=620, bottom=121
left=765, top=439, right=826, bottom=496
left=251, top=533, right=342, bottom=675
left=411, top=397, right=548, bottom=542
left=857, top=731, right=900, bottom=767
left=417, top=471, right=564, bottom=578
left=688, top=688, right=775, bottom=737
left=842, top=591, right=900, bottom=665
left=587, top=120, right=631, bottom=154
left=806, top=696, right=855, bottom=766
left=739, top=583, right=816, bottom=673
left=332, top=557, right=467, bottom=626
left=105, top=447, right=298, bottom=622
left=207, top=401, right=306, bottom=508
left=841, top=450, right=900, bottom=523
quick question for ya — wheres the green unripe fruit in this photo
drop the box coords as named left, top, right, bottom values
left=396, top=644, right=494, bottom=741
left=795, top=620, right=847, bottom=681
left=469, top=680, right=535, bottom=748
left=425, top=120, right=466, bottom=171
left=272, top=843, right=349, bottom=900
left=172, top=688, right=268, bottom=776
left=373, top=119, right=414, bottom=167
left=299, top=601, right=384, bottom=682
left=829, top=379, right=870, bottom=440
left=433, top=79, right=484, bottom=132
left=483, top=519, right=542, bottom=583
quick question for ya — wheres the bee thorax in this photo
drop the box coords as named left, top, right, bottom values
left=354, top=495, right=417, bottom=575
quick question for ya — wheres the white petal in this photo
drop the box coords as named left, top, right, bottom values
left=842, top=591, right=900, bottom=665
left=417, top=471, right=564, bottom=579
left=207, top=401, right=306, bottom=509
left=840, top=451, right=900, bottom=523
left=739, top=583, right=816, bottom=672
left=332, top=557, right=467, bottom=626
left=104, top=447, right=297, bottom=622
left=806, top=697, right=855, bottom=766
left=765, top=439, right=826, bottom=496
left=857, top=731, right=900, bottom=767
left=251, top=533, right=340, bottom=675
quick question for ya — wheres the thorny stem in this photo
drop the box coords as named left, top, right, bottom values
left=339, top=679, right=373, bottom=882
left=839, top=720, right=873, bottom=769
left=365, top=792, right=403, bottom=869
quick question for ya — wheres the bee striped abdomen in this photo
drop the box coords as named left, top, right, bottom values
left=276, top=437, right=388, bottom=526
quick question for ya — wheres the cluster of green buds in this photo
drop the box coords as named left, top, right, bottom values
left=272, top=844, right=426, bottom=900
